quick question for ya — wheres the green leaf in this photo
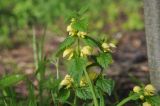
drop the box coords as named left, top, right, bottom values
left=58, top=88, right=70, bottom=102
left=56, top=36, right=76, bottom=57
left=43, top=77, right=61, bottom=92
left=83, top=36, right=100, bottom=48
left=76, top=88, right=92, bottom=100
left=0, top=74, right=25, bottom=88
left=28, top=82, right=37, bottom=106
left=78, top=6, right=89, bottom=15
left=96, top=52, right=112, bottom=69
left=96, top=77, right=114, bottom=95
left=72, top=18, right=88, bottom=31
left=68, top=56, right=87, bottom=82
left=147, top=95, right=160, bottom=106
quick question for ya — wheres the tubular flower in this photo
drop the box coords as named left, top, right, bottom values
left=81, top=46, right=93, bottom=56
left=144, top=84, right=156, bottom=96
left=77, top=31, right=87, bottom=38
left=67, top=24, right=77, bottom=36
left=101, top=42, right=116, bottom=52
left=80, top=78, right=87, bottom=87
left=63, top=48, right=74, bottom=60
left=133, top=86, right=141, bottom=93
left=142, top=102, right=152, bottom=106
left=60, top=74, right=73, bottom=89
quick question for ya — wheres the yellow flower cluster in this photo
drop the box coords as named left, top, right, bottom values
left=63, top=48, right=74, bottom=60
left=133, top=84, right=156, bottom=106
left=144, top=84, right=156, bottom=96
left=101, top=42, right=116, bottom=52
left=66, top=18, right=87, bottom=38
left=81, top=46, right=93, bottom=57
left=60, top=74, right=73, bottom=89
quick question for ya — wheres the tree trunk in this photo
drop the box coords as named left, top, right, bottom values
left=144, top=0, right=160, bottom=90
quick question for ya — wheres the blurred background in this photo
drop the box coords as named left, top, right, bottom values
left=0, top=0, right=148, bottom=98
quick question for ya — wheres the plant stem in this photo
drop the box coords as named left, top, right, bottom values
left=116, top=95, right=137, bottom=106
left=32, top=26, right=38, bottom=69
left=55, top=58, right=59, bottom=79
left=84, top=70, right=98, bottom=106
left=73, top=94, right=77, bottom=106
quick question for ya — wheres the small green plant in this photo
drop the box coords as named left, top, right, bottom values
left=53, top=16, right=116, bottom=106
left=117, top=84, right=160, bottom=106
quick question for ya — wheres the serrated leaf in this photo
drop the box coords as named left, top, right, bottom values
left=83, top=36, right=100, bottom=47
left=56, top=36, right=76, bottom=57
left=147, top=95, right=160, bottom=106
left=0, top=74, right=25, bottom=88
left=68, top=56, right=87, bottom=82
left=72, top=19, right=88, bottom=31
left=76, top=88, right=92, bottom=100
left=96, top=52, right=112, bottom=69
left=43, top=77, right=61, bottom=93
left=96, top=77, right=114, bottom=95
left=58, top=89, right=70, bottom=102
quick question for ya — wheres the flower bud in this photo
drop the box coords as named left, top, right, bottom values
left=133, top=86, right=141, bottom=93
left=140, top=95, right=144, bottom=100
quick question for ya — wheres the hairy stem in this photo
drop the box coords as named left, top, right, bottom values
left=84, top=69, right=98, bottom=106
left=117, top=94, right=137, bottom=106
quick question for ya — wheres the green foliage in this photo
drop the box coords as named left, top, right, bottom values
left=83, top=36, right=100, bottom=48
left=68, top=56, right=87, bottom=82
left=96, top=77, right=114, bottom=95
left=76, top=88, right=92, bottom=100
left=0, top=0, right=143, bottom=48
left=72, top=18, right=88, bottom=32
left=0, top=74, right=25, bottom=88
left=147, top=95, right=160, bottom=106
left=96, top=53, right=112, bottom=69
left=57, top=89, right=70, bottom=102
left=56, top=36, right=76, bottom=56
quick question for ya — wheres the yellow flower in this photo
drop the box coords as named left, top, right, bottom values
left=71, top=18, right=76, bottom=22
left=67, top=24, right=72, bottom=32
left=81, top=46, right=92, bottom=56
left=60, top=74, right=73, bottom=89
left=80, top=78, right=87, bottom=87
left=77, top=31, right=87, bottom=38
left=101, top=42, right=116, bottom=52
left=67, top=24, right=77, bottom=36
left=140, top=95, right=144, bottom=100
left=133, top=86, right=141, bottom=93
left=142, top=102, right=152, bottom=106
left=63, top=48, right=74, bottom=60
left=109, top=43, right=116, bottom=48
left=144, top=84, right=156, bottom=96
